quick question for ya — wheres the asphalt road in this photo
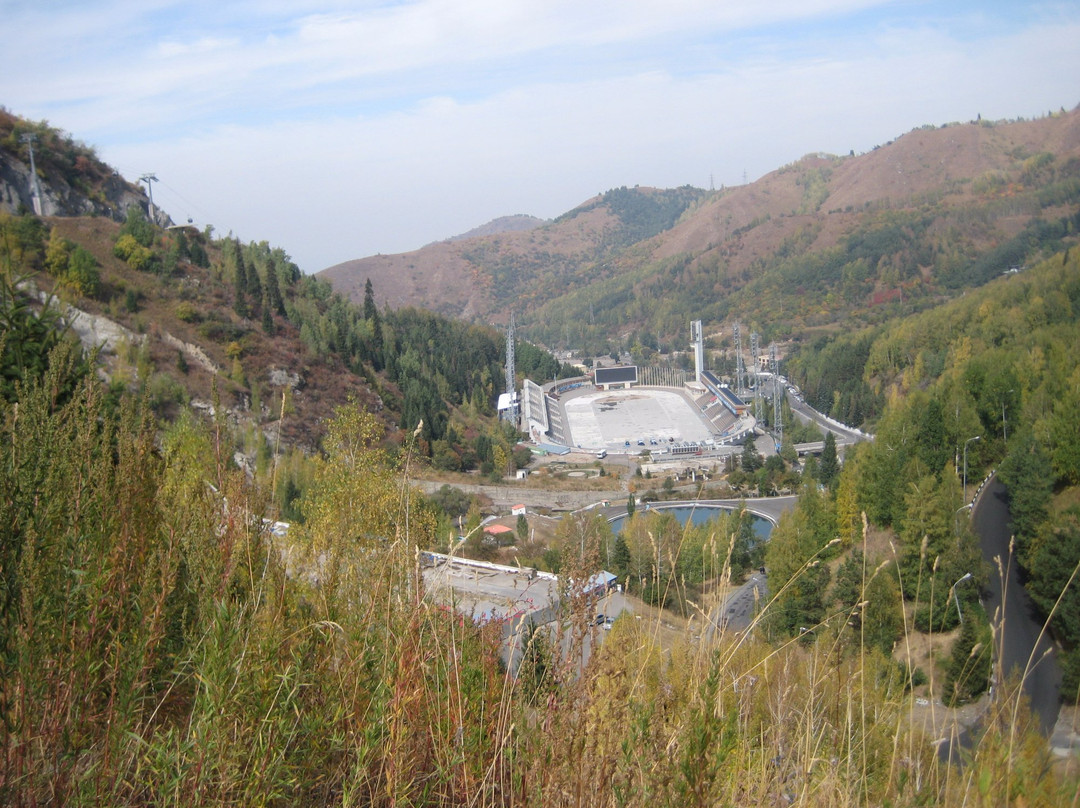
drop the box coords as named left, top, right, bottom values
left=705, top=571, right=768, bottom=642
left=973, top=477, right=1062, bottom=734
left=786, top=390, right=868, bottom=446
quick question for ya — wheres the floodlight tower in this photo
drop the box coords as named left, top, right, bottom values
left=691, top=320, right=705, bottom=384
left=733, top=322, right=747, bottom=397
left=770, top=343, right=782, bottom=449
left=20, top=134, right=43, bottom=216
left=139, top=173, right=158, bottom=224
left=502, top=312, right=518, bottom=424
left=751, top=332, right=763, bottom=423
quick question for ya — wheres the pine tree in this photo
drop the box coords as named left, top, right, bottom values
left=261, top=295, right=275, bottom=335
left=363, top=277, right=378, bottom=321
left=819, top=430, right=839, bottom=488
left=364, top=278, right=384, bottom=370
left=943, top=612, right=992, bottom=705
left=233, top=240, right=249, bottom=317
left=246, top=255, right=262, bottom=301
left=265, top=258, right=285, bottom=316
left=741, top=440, right=762, bottom=472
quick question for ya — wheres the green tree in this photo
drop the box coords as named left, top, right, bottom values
left=1047, top=374, right=1080, bottom=485
left=233, top=239, right=249, bottom=317
left=741, top=440, right=762, bottom=473
left=1027, top=507, right=1080, bottom=647
left=264, top=254, right=285, bottom=316
left=819, top=431, right=839, bottom=488
left=119, top=205, right=154, bottom=247
left=610, top=535, right=632, bottom=579
left=64, top=245, right=99, bottom=297
left=518, top=618, right=554, bottom=704
left=0, top=269, right=80, bottom=402
left=261, top=295, right=275, bottom=335
left=763, top=487, right=835, bottom=640
left=943, top=610, right=993, bottom=705
left=998, top=431, right=1053, bottom=566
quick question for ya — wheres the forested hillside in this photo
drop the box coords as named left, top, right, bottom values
left=0, top=200, right=572, bottom=522
left=779, top=247, right=1080, bottom=695
left=324, top=110, right=1080, bottom=362
left=2, top=109, right=1079, bottom=804
left=2, top=256, right=1078, bottom=805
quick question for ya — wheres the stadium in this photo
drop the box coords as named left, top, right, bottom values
left=518, top=321, right=760, bottom=461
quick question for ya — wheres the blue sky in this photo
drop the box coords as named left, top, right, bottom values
left=3, top=0, right=1079, bottom=273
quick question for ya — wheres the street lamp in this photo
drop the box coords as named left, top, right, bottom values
left=951, top=572, right=973, bottom=624
left=963, top=435, right=981, bottom=502
left=954, top=503, right=973, bottom=539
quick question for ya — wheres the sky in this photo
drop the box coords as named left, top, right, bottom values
left=3, top=1, right=1080, bottom=274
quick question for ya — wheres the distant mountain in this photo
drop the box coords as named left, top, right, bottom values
left=439, top=214, right=547, bottom=243
left=319, top=109, right=1080, bottom=352
left=318, top=185, right=707, bottom=323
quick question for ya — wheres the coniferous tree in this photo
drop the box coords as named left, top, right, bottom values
left=246, top=254, right=262, bottom=301
left=261, top=294, right=275, bottom=335
left=364, top=278, right=384, bottom=370
left=819, top=431, right=839, bottom=488
left=233, top=240, right=249, bottom=317
left=741, top=439, right=762, bottom=473
left=943, top=611, right=992, bottom=705
left=363, top=277, right=378, bottom=321
left=264, top=258, right=285, bottom=316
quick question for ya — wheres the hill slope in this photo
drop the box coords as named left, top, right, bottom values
left=320, top=110, right=1080, bottom=350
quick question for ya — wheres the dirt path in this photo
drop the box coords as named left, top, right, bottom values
left=413, top=478, right=626, bottom=512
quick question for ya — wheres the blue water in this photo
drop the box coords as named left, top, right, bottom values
left=609, top=504, right=772, bottom=540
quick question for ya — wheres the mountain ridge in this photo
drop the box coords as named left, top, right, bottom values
left=319, top=109, right=1080, bottom=349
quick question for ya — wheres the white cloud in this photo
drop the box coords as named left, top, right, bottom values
left=3, top=1, right=1079, bottom=271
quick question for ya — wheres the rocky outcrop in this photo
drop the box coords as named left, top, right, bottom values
left=162, top=331, right=223, bottom=375
left=28, top=285, right=142, bottom=355
left=0, top=150, right=164, bottom=225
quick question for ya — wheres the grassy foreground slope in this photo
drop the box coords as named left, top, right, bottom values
left=1, top=353, right=1077, bottom=805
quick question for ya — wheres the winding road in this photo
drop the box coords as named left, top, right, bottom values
left=973, top=476, right=1062, bottom=733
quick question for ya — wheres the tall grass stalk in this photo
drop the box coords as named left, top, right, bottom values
left=2, top=368, right=1076, bottom=805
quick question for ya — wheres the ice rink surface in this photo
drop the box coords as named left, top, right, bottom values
left=561, top=389, right=714, bottom=450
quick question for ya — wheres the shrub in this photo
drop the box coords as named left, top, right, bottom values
left=64, top=245, right=100, bottom=297
left=113, top=233, right=156, bottom=271
left=174, top=301, right=199, bottom=322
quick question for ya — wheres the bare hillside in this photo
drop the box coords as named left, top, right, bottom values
left=319, top=110, right=1080, bottom=341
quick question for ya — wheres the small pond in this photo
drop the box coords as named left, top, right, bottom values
left=608, top=504, right=773, bottom=540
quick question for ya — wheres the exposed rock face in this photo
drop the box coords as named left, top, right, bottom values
left=62, top=303, right=144, bottom=354
left=0, top=151, right=162, bottom=225
left=268, top=367, right=303, bottom=390
left=29, top=285, right=143, bottom=355
left=162, top=331, right=223, bottom=375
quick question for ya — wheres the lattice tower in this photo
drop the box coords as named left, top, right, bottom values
left=733, top=322, right=747, bottom=397
left=751, top=332, right=763, bottom=422
left=770, top=343, right=782, bottom=449
left=503, top=312, right=517, bottom=423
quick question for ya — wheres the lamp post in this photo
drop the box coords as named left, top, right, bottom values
left=963, top=435, right=981, bottom=502
left=954, top=503, right=973, bottom=539
left=951, top=572, right=973, bottom=624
